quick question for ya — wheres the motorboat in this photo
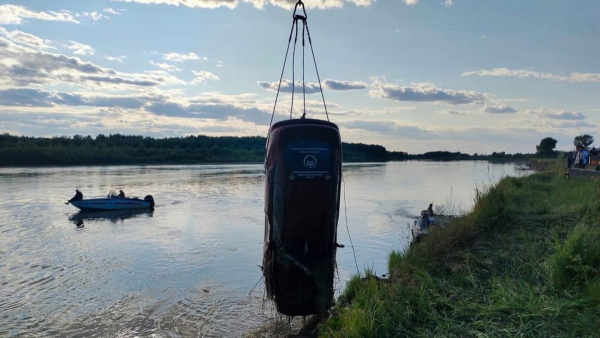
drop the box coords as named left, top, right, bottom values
left=411, top=210, right=456, bottom=242
left=67, top=192, right=155, bottom=211
left=411, top=210, right=435, bottom=241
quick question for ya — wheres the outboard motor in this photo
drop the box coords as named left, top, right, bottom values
left=263, top=118, right=342, bottom=316
left=144, top=195, right=155, bottom=208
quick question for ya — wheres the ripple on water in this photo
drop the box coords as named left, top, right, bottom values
left=0, top=162, right=524, bottom=336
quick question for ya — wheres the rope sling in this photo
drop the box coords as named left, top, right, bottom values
left=268, top=0, right=329, bottom=129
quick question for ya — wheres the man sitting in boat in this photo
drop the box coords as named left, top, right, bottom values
left=118, top=190, right=125, bottom=198
left=68, top=189, right=83, bottom=203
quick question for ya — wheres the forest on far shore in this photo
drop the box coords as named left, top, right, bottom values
left=0, top=133, right=534, bottom=166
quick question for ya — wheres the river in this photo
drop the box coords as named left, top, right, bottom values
left=0, top=161, right=523, bottom=337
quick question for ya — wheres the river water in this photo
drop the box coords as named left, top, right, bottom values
left=0, top=161, right=522, bottom=337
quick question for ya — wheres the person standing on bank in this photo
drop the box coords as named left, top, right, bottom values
left=427, top=203, right=434, bottom=217
left=574, top=145, right=582, bottom=168
left=581, top=146, right=590, bottom=169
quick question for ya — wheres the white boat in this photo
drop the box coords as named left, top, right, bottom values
left=68, top=195, right=155, bottom=211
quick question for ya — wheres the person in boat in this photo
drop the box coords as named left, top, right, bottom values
left=427, top=203, right=434, bottom=217
left=118, top=190, right=125, bottom=198
left=68, top=189, right=83, bottom=203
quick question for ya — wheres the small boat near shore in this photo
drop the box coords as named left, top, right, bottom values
left=67, top=192, right=155, bottom=211
left=412, top=210, right=435, bottom=241
left=411, top=210, right=454, bottom=242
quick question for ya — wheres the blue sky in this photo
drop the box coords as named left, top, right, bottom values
left=0, top=0, right=598, bottom=153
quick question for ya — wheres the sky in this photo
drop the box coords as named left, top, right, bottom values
left=0, top=0, right=598, bottom=154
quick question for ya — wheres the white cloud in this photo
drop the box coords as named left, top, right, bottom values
left=404, top=0, right=419, bottom=5
left=105, top=55, right=127, bottom=63
left=526, top=108, right=586, bottom=120
left=191, top=70, right=220, bottom=84
left=0, top=27, right=54, bottom=50
left=216, top=60, right=224, bottom=67
left=0, top=88, right=160, bottom=109
left=259, top=78, right=369, bottom=93
left=480, top=104, right=516, bottom=114
left=442, top=0, right=453, bottom=7
left=0, top=4, right=79, bottom=25
left=112, top=0, right=376, bottom=10
left=76, top=11, right=109, bottom=21
left=0, top=88, right=275, bottom=128
left=347, top=0, right=374, bottom=6
left=104, top=8, right=119, bottom=15
left=323, top=79, right=367, bottom=91
left=68, top=41, right=95, bottom=55
left=463, top=68, right=600, bottom=83
left=0, top=38, right=185, bottom=89
left=569, top=73, right=600, bottom=83
left=258, top=80, right=322, bottom=94
left=149, top=61, right=181, bottom=72
left=441, top=110, right=472, bottom=115
left=329, top=107, right=415, bottom=116
left=369, top=80, right=486, bottom=105
left=163, top=52, right=200, bottom=63
left=103, top=8, right=125, bottom=15
left=342, top=120, right=433, bottom=136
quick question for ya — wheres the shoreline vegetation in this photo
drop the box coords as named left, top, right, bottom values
left=321, top=158, right=600, bottom=337
left=0, top=133, right=538, bottom=166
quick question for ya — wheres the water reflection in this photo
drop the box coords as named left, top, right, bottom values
left=69, top=209, right=154, bottom=227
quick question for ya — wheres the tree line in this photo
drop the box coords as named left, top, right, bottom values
left=4, top=133, right=568, bottom=166
left=0, top=133, right=392, bottom=166
left=388, top=150, right=533, bottom=161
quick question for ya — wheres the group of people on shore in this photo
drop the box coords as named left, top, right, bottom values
left=568, top=143, right=596, bottom=169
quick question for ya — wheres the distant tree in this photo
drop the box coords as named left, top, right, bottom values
left=536, top=137, right=557, bottom=157
left=573, top=134, right=594, bottom=148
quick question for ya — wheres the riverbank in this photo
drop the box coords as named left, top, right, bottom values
left=322, top=159, right=600, bottom=337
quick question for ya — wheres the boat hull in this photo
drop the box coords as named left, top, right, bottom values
left=70, top=198, right=153, bottom=211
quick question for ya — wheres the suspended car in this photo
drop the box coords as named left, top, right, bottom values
left=263, top=118, right=342, bottom=316
left=261, top=0, right=344, bottom=316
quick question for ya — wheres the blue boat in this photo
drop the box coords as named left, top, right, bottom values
left=68, top=192, right=154, bottom=211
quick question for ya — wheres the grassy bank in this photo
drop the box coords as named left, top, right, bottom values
left=323, top=160, right=600, bottom=337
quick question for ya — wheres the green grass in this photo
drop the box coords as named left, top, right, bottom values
left=322, top=160, right=600, bottom=337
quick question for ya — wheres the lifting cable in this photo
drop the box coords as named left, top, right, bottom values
left=268, top=0, right=330, bottom=130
